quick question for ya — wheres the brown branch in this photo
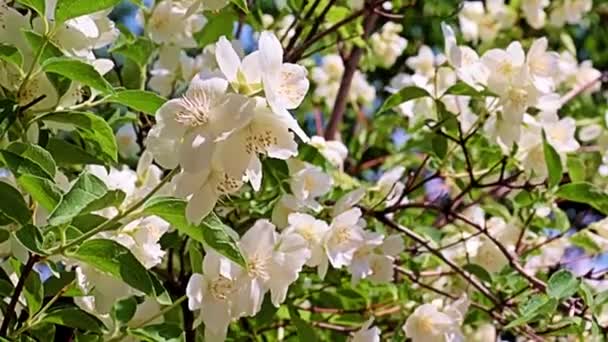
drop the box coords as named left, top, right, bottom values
left=323, top=9, right=379, bottom=140
left=0, top=254, right=41, bottom=336
left=374, top=214, right=501, bottom=305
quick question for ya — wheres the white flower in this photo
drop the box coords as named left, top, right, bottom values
left=187, top=250, right=241, bottom=342
left=75, top=265, right=132, bottom=315
left=521, top=0, right=549, bottom=29
left=215, top=36, right=262, bottom=94
left=406, top=45, right=444, bottom=78
left=258, top=31, right=310, bottom=142
left=458, top=0, right=515, bottom=42
left=284, top=213, right=329, bottom=269
left=517, top=113, right=579, bottom=180
left=349, top=233, right=404, bottom=284
left=526, top=38, right=559, bottom=93
left=235, top=220, right=310, bottom=314
left=324, top=208, right=366, bottom=270
left=147, top=0, right=206, bottom=48
left=403, top=295, right=469, bottom=342
left=309, top=135, right=348, bottom=169
left=370, top=22, right=408, bottom=68
left=173, top=164, right=244, bottom=224
left=288, top=160, right=332, bottom=202
left=311, top=54, right=375, bottom=108
left=352, top=318, right=381, bottom=342
left=271, top=194, right=307, bottom=228
left=473, top=217, right=519, bottom=272
left=116, top=124, right=140, bottom=159
left=99, top=216, right=169, bottom=269
left=213, top=100, right=299, bottom=191
left=441, top=23, right=489, bottom=91
left=149, top=45, right=182, bottom=96
left=467, top=323, right=497, bottom=342
left=146, top=75, right=254, bottom=171
left=550, top=0, right=592, bottom=27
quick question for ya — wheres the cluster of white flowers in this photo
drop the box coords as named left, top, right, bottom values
left=521, top=0, right=592, bottom=28
left=311, top=54, right=376, bottom=108
left=147, top=31, right=309, bottom=224
left=403, top=295, right=470, bottom=342
left=458, top=0, right=516, bottom=43
left=72, top=153, right=171, bottom=317
left=0, top=0, right=118, bottom=110
left=369, top=22, right=408, bottom=68
left=187, top=187, right=405, bottom=341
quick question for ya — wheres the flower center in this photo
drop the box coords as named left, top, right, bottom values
left=215, top=172, right=242, bottom=195
left=245, top=129, right=277, bottom=155
left=175, top=93, right=211, bottom=127
left=209, top=275, right=235, bottom=300
left=332, top=226, right=352, bottom=245
left=247, top=254, right=270, bottom=280
left=417, top=315, right=436, bottom=334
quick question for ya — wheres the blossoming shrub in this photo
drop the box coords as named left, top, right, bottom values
left=0, top=0, right=607, bottom=341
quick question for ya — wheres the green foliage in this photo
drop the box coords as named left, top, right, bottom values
left=54, top=0, right=121, bottom=24
left=107, top=90, right=167, bottom=115
left=71, top=239, right=154, bottom=295
left=143, top=197, right=247, bottom=267
left=42, top=57, right=114, bottom=95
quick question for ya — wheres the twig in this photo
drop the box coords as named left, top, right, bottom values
left=0, top=254, right=41, bottom=336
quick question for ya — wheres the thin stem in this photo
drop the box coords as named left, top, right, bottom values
left=0, top=254, right=41, bottom=336
left=11, top=280, right=75, bottom=337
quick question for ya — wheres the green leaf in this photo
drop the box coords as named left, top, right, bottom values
left=16, top=0, right=45, bottom=16
left=72, top=239, right=154, bottom=295
left=547, top=270, right=580, bottom=299
left=506, top=294, right=557, bottom=328
left=431, top=133, right=447, bottom=159
left=0, top=278, right=14, bottom=298
left=48, top=172, right=108, bottom=226
left=194, top=9, right=235, bottom=48
left=556, top=182, right=608, bottom=214
left=17, top=174, right=62, bottom=211
left=0, top=150, right=53, bottom=180
left=542, top=131, right=562, bottom=189
left=288, top=306, right=319, bottom=341
left=112, top=297, right=138, bottom=325
left=230, top=0, right=248, bottom=12
left=54, top=0, right=121, bottom=24
left=0, top=44, right=23, bottom=68
left=442, top=81, right=495, bottom=97
left=81, top=189, right=125, bottom=213
left=566, top=154, right=585, bottom=182
left=0, top=181, right=31, bottom=225
left=149, top=271, right=172, bottom=305
left=42, top=307, right=106, bottom=333
left=143, top=197, right=247, bottom=268
left=23, top=31, right=64, bottom=63
left=46, top=138, right=104, bottom=166
left=42, top=57, right=114, bottom=95
left=41, top=112, right=118, bottom=163
left=14, top=224, right=46, bottom=255
left=378, top=86, right=431, bottom=114
left=464, top=263, right=492, bottom=283
left=110, top=37, right=154, bottom=67
left=107, top=90, right=167, bottom=115
left=128, top=323, right=182, bottom=342
left=7, top=142, right=57, bottom=179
